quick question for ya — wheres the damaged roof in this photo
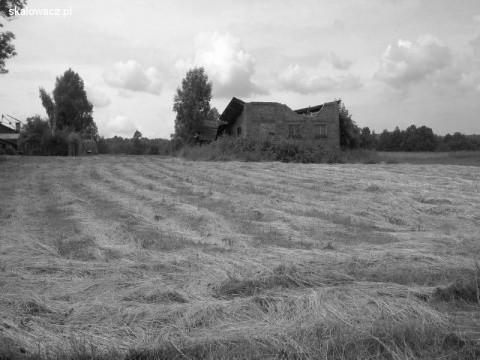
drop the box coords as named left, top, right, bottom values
left=294, top=104, right=324, bottom=114
left=220, top=98, right=339, bottom=124
left=219, top=97, right=245, bottom=126
left=294, top=100, right=340, bottom=115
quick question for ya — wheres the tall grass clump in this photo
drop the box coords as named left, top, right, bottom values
left=433, top=261, right=480, bottom=303
left=179, top=136, right=381, bottom=164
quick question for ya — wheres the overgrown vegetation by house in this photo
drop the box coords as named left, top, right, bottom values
left=179, top=135, right=382, bottom=163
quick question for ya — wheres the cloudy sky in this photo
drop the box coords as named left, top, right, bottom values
left=1, top=0, right=480, bottom=138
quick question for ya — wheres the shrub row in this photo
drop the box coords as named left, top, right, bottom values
left=179, top=136, right=382, bottom=164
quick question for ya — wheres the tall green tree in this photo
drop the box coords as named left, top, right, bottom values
left=53, top=69, right=94, bottom=134
left=39, top=87, right=55, bottom=130
left=39, top=69, right=98, bottom=140
left=415, top=125, right=437, bottom=151
left=359, top=127, right=377, bottom=149
left=80, top=122, right=99, bottom=142
left=376, top=125, right=437, bottom=152
left=338, top=100, right=360, bottom=150
left=389, top=126, right=405, bottom=151
left=376, top=129, right=392, bottom=151
left=0, top=0, right=27, bottom=74
left=131, top=130, right=145, bottom=155
left=403, top=125, right=418, bottom=151
left=440, top=132, right=476, bottom=151
left=173, top=67, right=212, bottom=144
left=207, top=107, right=220, bottom=123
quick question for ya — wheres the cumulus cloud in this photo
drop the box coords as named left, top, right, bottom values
left=104, top=114, right=137, bottom=137
left=375, top=35, right=452, bottom=91
left=85, top=85, right=111, bottom=108
left=277, top=64, right=362, bottom=94
left=175, top=32, right=267, bottom=98
left=376, top=34, right=480, bottom=95
left=432, top=56, right=480, bottom=93
left=330, top=52, right=354, bottom=70
left=103, top=60, right=162, bottom=94
left=457, top=70, right=480, bottom=92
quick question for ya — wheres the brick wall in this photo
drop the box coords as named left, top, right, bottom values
left=227, top=101, right=340, bottom=148
left=229, top=105, right=247, bottom=137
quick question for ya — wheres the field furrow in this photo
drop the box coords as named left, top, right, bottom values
left=1, top=156, right=479, bottom=359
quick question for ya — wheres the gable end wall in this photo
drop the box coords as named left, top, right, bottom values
left=228, top=104, right=247, bottom=137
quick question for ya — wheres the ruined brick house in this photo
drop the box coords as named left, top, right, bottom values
left=212, top=97, right=340, bottom=148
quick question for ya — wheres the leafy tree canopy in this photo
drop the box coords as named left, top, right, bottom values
left=173, top=67, right=212, bottom=145
left=376, top=124, right=440, bottom=152
left=131, top=130, right=145, bottom=154
left=359, top=127, right=377, bottom=150
left=53, top=69, right=94, bottom=133
left=39, top=87, right=55, bottom=129
left=19, top=115, right=49, bottom=140
left=17, top=115, right=50, bottom=155
left=439, top=132, right=478, bottom=151
left=0, top=0, right=27, bottom=74
left=133, top=130, right=142, bottom=139
left=39, top=68, right=98, bottom=140
left=207, top=107, right=220, bottom=123
left=0, top=0, right=26, bottom=18
left=80, top=122, right=99, bottom=142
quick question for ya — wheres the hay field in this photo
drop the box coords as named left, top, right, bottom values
left=0, top=156, right=479, bottom=359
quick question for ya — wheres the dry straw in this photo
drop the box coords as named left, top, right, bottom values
left=1, top=156, right=479, bottom=358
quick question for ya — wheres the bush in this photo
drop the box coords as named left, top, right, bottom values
left=46, top=131, right=69, bottom=156
left=179, top=136, right=382, bottom=164
left=147, top=145, right=159, bottom=155
left=0, top=146, right=21, bottom=156
left=68, top=132, right=82, bottom=156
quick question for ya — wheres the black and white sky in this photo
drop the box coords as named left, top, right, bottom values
left=2, top=0, right=480, bottom=138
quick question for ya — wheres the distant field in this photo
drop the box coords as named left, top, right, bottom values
left=1, top=156, right=479, bottom=359
left=377, top=151, right=480, bottom=166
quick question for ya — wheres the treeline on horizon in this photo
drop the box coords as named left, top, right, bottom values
left=93, top=124, right=480, bottom=156
left=355, top=125, right=480, bottom=152
left=8, top=123, right=480, bottom=156
left=96, top=134, right=171, bottom=155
